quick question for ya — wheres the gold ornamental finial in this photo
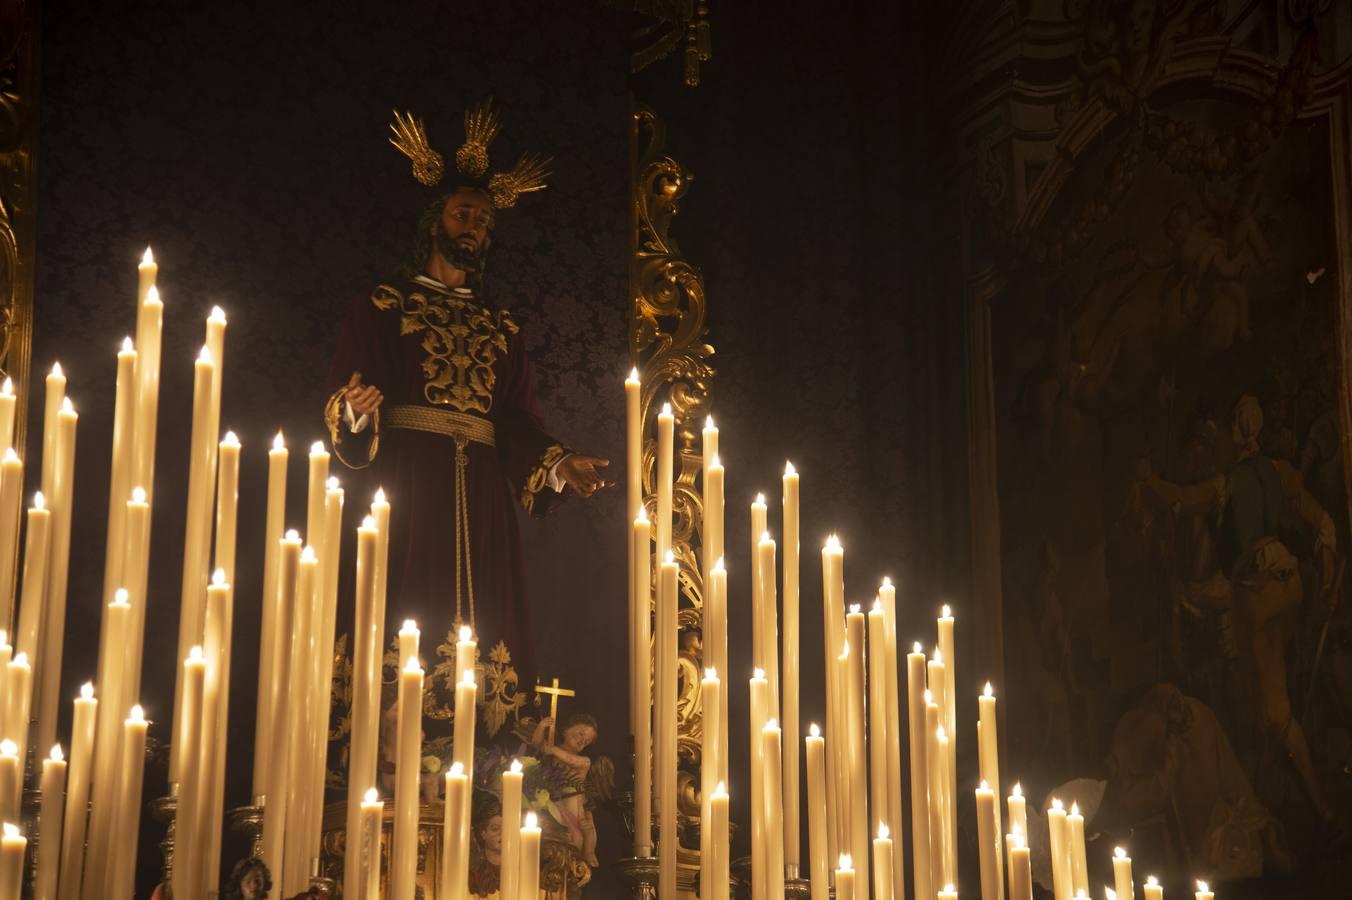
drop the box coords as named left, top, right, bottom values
left=488, top=152, right=553, bottom=208
left=456, top=98, right=501, bottom=178
left=389, top=110, right=445, bottom=187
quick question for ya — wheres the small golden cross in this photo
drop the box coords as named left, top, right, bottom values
left=534, top=676, right=576, bottom=745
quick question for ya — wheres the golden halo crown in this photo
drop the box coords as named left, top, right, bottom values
left=388, top=99, right=552, bottom=209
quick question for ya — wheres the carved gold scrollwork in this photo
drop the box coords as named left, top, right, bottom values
left=631, top=105, right=714, bottom=775
left=0, top=0, right=37, bottom=445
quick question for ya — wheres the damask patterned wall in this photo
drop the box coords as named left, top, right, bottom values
left=34, top=0, right=628, bottom=890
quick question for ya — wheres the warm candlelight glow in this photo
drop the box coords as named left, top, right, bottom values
left=872, top=598, right=882, bottom=612
left=448, top=761, right=464, bottom=776
left=765, top=718, right=779, bottom=730
left=327, top=475, right=340, bottom=490
left=2, top=824, right=15, bottom=838
left=211, top=569, right=226, bottom=587
left=49, top=745, right=63, bottom=762
left=841, top=641, right=850, bottom=656
left=273, top=431, right=285, bottom=450
left=1071, top=801, right=1080, bottom=815
left=80, top=682, right=93, bottom=700
left=403, top=657, right=421, bottom=673
left=980, top=779, right=989, bottom=789
left=881, top=576, right=892, bottom=587
left=130, top=705, right=145, bottom=722
left=936, top=725, right=947, bottom=741
left=223, top=431, right=239, bottom=447
left=459, top=625, right=472, bottom=642
left=1197, top=881, right=1209, bottom=892
left=51, top=362, right=63, bottom=378
left=878, top=822, right=890, bottom=840
left=810, top=723, right=820, bottom=737
left=374, top=487, right=386, bottom=503
left=941, top=604, right=952, bottom=617
left=61, top=397, right=74, bottom=414
left=524, top=811, right=538, bottom=829
left=510, top=758, right=523, bottom=774
left=33, top=492, right=44, bottom=511
left=11, top=653, right=24, bottom=666
left=848, top=603, right=860, bottom=614
left=1052, top=797, right=1064, bottom=811
left=461, top=669, right=475, bottom=686
left=364, top=787, right=378, bottom=803
left=1115, top=847, right=1127, bottom=859
left=198, top=345, right=212, bottom=364
left=301, top=546, right=316, bottom=562
left=121, top=337, right=134, bottom=353
left=3, top=449, right=15, bottom=463
left=310, top=440, right=325, bottom=454
left=753, top=667, right=765, bottom=679
left=714, top=781, right=726, bottom=795
left=914, top=641, right=922, bottom=653
left=705, top=667, right=717, bottom=679
left=785, top=461, right=796, bottom=475
left=635, top=507, right=649, bottom=524
left=1147, top=876, right=1159, bottom=886
left=142, top=247, right=154, bottom=265
left=285, top=528, right=300, bottom=541
left=664, top=551, right=675, bottom=564
left=932, top=648, right=942, bottom=663
left=210, top=305, right=226, bottom=322
left=402, top=619, right=416, bottom=631
left=705, top=414, right=714, bottom=428
left=627, top=367, right=640, bottom=382
left=710, top=453, right=722, bottom=467
left=984, top=682, right=994, bottom=697
left=147, top=285, right=161, bottom=304
left=0, top=741, right=14, bottom=757
left=1014, top=783, right=1023, bottom=798
left=713, top=556, right=725, bottom=573
left=924, top=689, right=933, bottom=704
left=113, top=589, right=129, bottom=606
left=839, top=854, right=853, bottom=869
left=755, top=492, right=765, bottom=504
left=826, top=534, right=841, bottom=550
left=1106, top=890, right=1117, bottom=900
left=361, top=515, right=376, bottom=529
left=132, top=486, right=147, bottom=503
left=189, top=645, right=203, bottom=661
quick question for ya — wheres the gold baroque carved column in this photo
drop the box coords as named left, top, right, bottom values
left=0, top=0, right=39, bottom=445
left=629, top=103, right=713, bottom=887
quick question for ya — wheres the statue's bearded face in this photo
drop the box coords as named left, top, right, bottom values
left=434, top=188, right=495, bottom=274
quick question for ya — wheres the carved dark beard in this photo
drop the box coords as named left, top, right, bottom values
left=436, top=222, right=487, bottom=276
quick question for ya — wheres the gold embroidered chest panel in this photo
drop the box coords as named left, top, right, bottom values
left=371, top=283, right=519, bottom=414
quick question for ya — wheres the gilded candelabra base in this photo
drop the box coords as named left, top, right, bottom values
left=785, top=875, right=811, bottom=898
left=225, top=798, right=265, bottom=860
left=22, top=786, right=40, bottom=892
left=615, top=856, right=659, bottom=900
left=150, top=792, right=178, bottom=886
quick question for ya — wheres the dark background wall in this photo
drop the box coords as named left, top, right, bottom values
left=30, top=0, right=959, bottom=894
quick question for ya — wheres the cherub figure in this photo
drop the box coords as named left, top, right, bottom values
left=530, top=713, right=611, bottom=866
left=221, top=857, right=273, bottom=900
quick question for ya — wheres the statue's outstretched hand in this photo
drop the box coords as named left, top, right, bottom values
left=346, top=371, right=384, bottom=417
left=558, top=454, right=610, bottom=498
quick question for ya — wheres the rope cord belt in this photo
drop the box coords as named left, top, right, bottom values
left=383, top=404, right=497, bottom=629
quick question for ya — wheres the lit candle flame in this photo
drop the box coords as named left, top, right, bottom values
left=660, top=402, right=671, bottom=417
left=449, top=761, right=464, bottom=776
left=1071, top=802, right=1080, bottom=816
left=838, top=854, right=853, bottom=870
left=403, top=657, right=421, bottom=674
left=310, top=440, right=325, bottom=455
left=635, top=507, right=648, bottom=524
left=273, top=431, right=285, bottom=450
left=848, top=603, right=860, bottom=614
left=121, top=337, right=134, bottom=354
left=49, top=745, right=63, bottom=762
left=937, top=726, right=948, bottom=741
left=878, top=822, right=890, bottom=840
left=765, top=718, right=779, bottom=731
left=80, top=683, right=94, bottom=700
left=285, top=529, right=300, bottom=541
left=198, top=345, right=212, bottom=364
left=714, top=781, right=726, bottom=796
left=51, top=362, right=63, bottom=378
left=142, top=247, right=155, bottom=265
left=1052, top=798, right=1064, bottom=811
left=984, top=682, right=994, bottom=698
left=221, top=431, right=238, bottom=447
left=361, top=514, right=376, bottom=529
left=510, top=759, right=523, bottom=774
left=924, top=689, right=933, bottom=704
left=0, top=740, right=16, bottom=756
left=524, top=811, right=539, bottom=829
left=627, top=367, right=640, bottom=382
left=1197, top=881, right=1209, bottom=892
left=761, top=531, right=772, bottom=543
left=1147, top=876, right=1159, bottom=887
left=459, top=626, right=472, bottom=642
left=401, top=620, right=417, bottom=632
left=664, top=551, right=675, bottom=564
left=704, top=667, right=717, bottom=680
left=374, top=487, right=387, bottom=504
left=2, top=823, right=18, bottom=839
left=809, top=723, right=820, bottom=738
left=327, top=475, right=340, bottom=490
left=755, top=493, right=765, bottom=505
left=1114, top=847, right=1127, bottom=859
left=841, top=640, right=850, bottom=656
left=189, top=646, right=203, bottom=661
left=913, top=641, right=923, bottom=654
left=301, top=546, right=316, bottom=562
left=147, top=285, right=161, bottom=304
left=980, top=779, right=989, bottom=790
left=941, top=603, right=952, bottom=618
left=461, top=670, right=475, bottom=686
left=61, top=397, right=74, bottom=414
left=825, top=534, right=841, bottom=550
left=712, top=557, right=726, bottom=574
left=932, top=648, right=943, bottom=664
left=212, top=569, right=226, bottom=587
left=130, top=705, right=145, bottom=723
left=1013, top=783, right=1023, bottom=798
left=704, top=414, right=715, bottom=429
left=785, top=461, right=796, bottom=476
left=710, top=453, right=721, bottom=468
left=3, top=449, right=16, bottom=463
left=752, top=668, right=765, bottom=679
left=364, top=787, right=379, bottom=803
left=1105, top=890, right=1117, bottom=900
left=33, top=491, right=45, bottom=511
left=113, top=589, right=129, bottom=606
left=210, top=305, right=226, bottom=322
left=872, top=598, right=883, bottom=612
left=11, top=653, right=26, bottom=666
left=132, top=486, right=146, bottom=503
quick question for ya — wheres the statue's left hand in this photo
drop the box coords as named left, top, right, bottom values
left=558, top=454, right=610, bottom=498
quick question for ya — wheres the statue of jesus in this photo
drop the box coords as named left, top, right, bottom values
left=324, top=105, right=609, bottom=672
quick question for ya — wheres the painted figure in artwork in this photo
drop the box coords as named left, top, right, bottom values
left=530, top=712, right=612, bottom=867
left=325, top=103, right=609, bottom=675
left=1135, top=395, right=1339, bottom=823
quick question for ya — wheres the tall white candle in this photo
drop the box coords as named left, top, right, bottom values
left=14, top=492, right=51, bottom=664
left=392, top=655, right=424, bottom=900
left=656, top=554, right=678, bottom=899
left=261, top=536, right=301, bottom=876
left=35, top=744, right=67, bottom=900
left=35, top=398, right=76, bottom=762
left=781, top=462, right=800, bottom=872
left=58, top=684, right=96, bottom=900
left=835, top=855, right=856, bottom=900
left=442, top=762, right=469, bottom=900
left=451, top=670, right=477, bottom=857
left=626, top=370, right=642, bottom=774
left=1047, top=799, right=1071, bottom=900
left=0, top=743, right=17, bottom=824
left=132, top=279, right=163, bottom=501
left=0, top=379, right=14, bottom=456
left=254, top=432, right=288, bottom=801
left=866, top=602, right=889, bottom=845
left=700, top=669, right=721, bottom=900
left=1008, top=784, right=1028, bottom=851
left=101, top=340, right=137, bottom=617
left=937, top=606, right=956, bottom=843
left=656, top=404, right=674, bottom=560
left=0, top=822, right=25, bottom=900
left=344, top=516, right=380, bottom=899
left=976, top=781, right=999, bottom=900
left=519, top=812, right=541, bottom=900
left=906, top=643, right=931, bottom=900
left=0, top=450, right=24, bottom=632
left=844, top=615, right=869, bottom=899
left=762, top=719, right=786, bottom=900
left=705, top=457, right=726, bottom=783
left=978, top=683, right=1003, bottom=900
left=632, top=511, right=653, bottom=857
left=1142, top=876, right=1162, bottom=900
left=710, top=782, right=730, bottom=900
left=359, top=788, right=383, bottom=900
left=121, top=489, right=151, bottom=702
left=501, top=759, right=523, bottom=900
left=172, top=647, right=207, bottom=900
left=757, top=533, right=779, bottom=725
left=821, top=537, right=845, bottom=863
left=749, top=671, right=768, bottom=900
left=871, top=823, right=894, bottom=900
left=1068, top=802, right=1088, bottom=897
left=107, top=705, right=148, bottom=900
left=1008, top=829, right=1032, bottom=900
left=1112, top=847, right=1134, bottom=900
left=924, top=699, right=946, bottom=890
left=806, top=726, right=828, bottom=900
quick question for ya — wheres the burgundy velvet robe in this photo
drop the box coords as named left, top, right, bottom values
left=325, top=276, right=564, bottom=674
